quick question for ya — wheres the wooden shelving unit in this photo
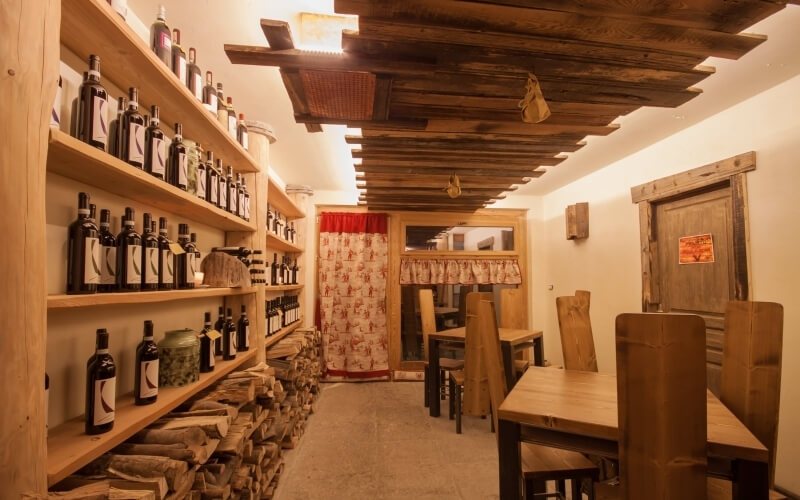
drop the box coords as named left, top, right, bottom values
left=46, top=350, right=257, bottom=486
left=265, top=318, right=305, bottom=349
left=59, top=0, right=258, bottom=173
left=48, top=286, right=257, bottom=309
left=48, top=130, right=255, bottom=232
left=267, top=178, right=305, bottom=219
left=264, top=284, right=303, bottom=292
left=266, top=232, right=303, bottom=253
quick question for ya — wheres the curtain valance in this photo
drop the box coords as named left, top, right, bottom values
left=399, top=258, right=522, bottom=285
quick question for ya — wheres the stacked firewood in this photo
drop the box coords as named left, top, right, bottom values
left=50, top=328, right=322, bottom=500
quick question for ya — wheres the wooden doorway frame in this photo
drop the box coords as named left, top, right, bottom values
left=630, top=152, right=755, bottom=312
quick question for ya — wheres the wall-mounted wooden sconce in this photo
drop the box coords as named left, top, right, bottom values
left=566, top=202, right=589, bottom=240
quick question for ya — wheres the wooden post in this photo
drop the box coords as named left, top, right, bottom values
left=0, top=0, right=60, bottom=496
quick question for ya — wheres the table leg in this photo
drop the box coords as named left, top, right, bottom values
left=498, top=418, right=522, bottom=499
left=732, top=460, right=768, bottom=500
left=501, top=341, right=515, bottom=388
left=429, top=337, right=441, bottom=417
left=533, top=337, right=544, bottom=367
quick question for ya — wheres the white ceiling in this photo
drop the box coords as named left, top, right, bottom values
left=127, top=0, right=800, bottom=197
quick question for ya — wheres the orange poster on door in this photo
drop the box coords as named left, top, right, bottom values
left=679, top=234, right=714, bottom=264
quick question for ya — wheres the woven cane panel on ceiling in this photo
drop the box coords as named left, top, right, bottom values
left=300, top=69, right=375, bottom=120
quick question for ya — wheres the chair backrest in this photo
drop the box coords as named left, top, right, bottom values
left=463, top=291, right=494, bottom=417
left=720, top=301, right=783, bottom=485
left=615, top=313, right=707, bottom=500
left=500, top=287, right=526, bottom=329
left=556, top=290, right=598, bottom=372
left=457, top=285, right=474, bottom=327
left=478, top=299, right=508, bottom=440
left=418, top=288, right=437, bottom=363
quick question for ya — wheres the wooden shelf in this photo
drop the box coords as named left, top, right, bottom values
left=60, top=0, right=258, bottom=173
left=264, top=284, right=303, bottom=292
left=48, top=286, right=256, bottom=310
left=48, top=130, right=256, bottom=233
left=268, top=179, right=305, bottom=219
left=47, top=349, right=257, bottom=486
left=265, top=318, right=304, bottom=349
left=266, top=232, right=303, bottom=253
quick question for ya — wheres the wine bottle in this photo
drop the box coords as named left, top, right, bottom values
left=292, top=259, right=298, bottom=285
left=98, top=208, right=117, bottom=293
left=157, top=217, right=175, bottom=290
left=76, top=55, right=109, bottom=151
left=67, top=192, right=100, bottom=294
left=116, top=207, right=142, bottom=292
left=223, top=308, right=236, bottom=360
left=199, top=312, right=215, bottom=373
left=216, top=82, right=228, bottom=128
left=85, top=328, right=116, bottom=435
left=196, top=148, right=207, bottom=200
left=235, top=174, right=244, bottom=219
left=202, top=71, right=217, bottom=114
left=226, top=97, right=237, bottom=138
left=176, top=224, right=195, bottom=289
left=134, top=320, right=159, bottom=405
left=108, top=96, right=126, bottom=158
left=214, top=306, right=225, bottom=356
left=236, top=113, right=248, bottom=150
left=186, top=47, right=202, bottom=101
left=217, top=159, right=227, bottom=210
left=206, top=152, right=218, bottom=206
left=242, top=178, right=250, bottom=222
left=141, top=213, right=159, bottom=291
left=226, top=166, right=236, bottom=214
left=120, top=87, right=146, bottom=168
left=45, top=372, right=50, bottom=435
left=144, top=105, right=166, bottom=180
left=237, top=304, right=250, bottom=352
left=192, top=233, right=201, bottom=286
left=168, top=123, right=187, bottom=190
left=171, top=28, right=186, bottom=83
left=150, top=5, right=171, bottom=68
left=271, top=253, right=278, bottom=286
left=51, top=75, right=62, bottom=128
left=108, top=0, right=127, bottom=19
left=266, top=205, right=273, bottom=234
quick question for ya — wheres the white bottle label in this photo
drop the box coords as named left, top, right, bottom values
left=244, top=325, right=250, bottom=349
left=110, top=0, right=127, bottom=18
left=127, top=244, right=141, bottom=284
left=92, top=95, right=108, bottom=145
left=238, top=192, right=244, bottom=217
left=193, top=74, right=202, bottom=101
left=219, top=180, right=227, bottom=207
left=51, top=84, right=62, bottom=127
left=139, top=359, right=159, bottom=398
left=160, top=31, right=172, bottom=50
left=84, top=236, right=101, bottom=284
left=242, top=131, right=248, bottom=150
left=177, top=57, right=186, bottom=82
left=210, top=94, right=218, bottom=112
left=186, top=253, right=195, bottom=283
left=128, top=123, right=145, bottom=164
left=161, top=249, right=174, bottom=283
left=209, top=342, right=215, bottom=367
left=145, top=247, right=159, bottom=284
left=93, top=376, right=116, bottom=426
left=210, top=177, right=218, bottom=203
left=197, top=172, right=206, bottom=198
left=101, top=245, right=117, bottom=285
left=229, top=329, right=237, bottom=354
left=228, top=116, right=236, bottom=136
left=178, top=152, right=187, bottom=186
left=245, top=197, right=250, bottom=220
left=230, top=185, right=237, bottom=209
left=151, top=137, right=166, bottom=175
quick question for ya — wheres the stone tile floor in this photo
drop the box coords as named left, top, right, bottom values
left=274, top=381, right=502, bottom=500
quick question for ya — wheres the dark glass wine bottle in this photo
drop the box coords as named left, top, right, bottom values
left=237, top=113, right=248, bottom=150
left=186, top=47, right=202, bottom=101
left=144, top=105, right=166, bottom=180
left=134, top=320, right=159, bottom=405
left=242, top=178, right=250, bottom=221
left=98, top=208, right=116, bottom=293
left=292, top=259, right=298, bottom=285
left=85, top=328, right=116, bottom=435
left=150, top=5, right=171, bottom=68
left=226, top=166, right=236, bottom=214
left=271, top=253, right=278, bottom=286
left=235, top=173, right=244, bottom=219
left=237, top=304, right=250, bottom=352
left=216, top=82, right=227, bottom=125
left=206, top=151, right=218, bottom=206
left=45, top=372, right=50, bottom=435
left=214, top=306, right=225, bottom=356
left=223, top=308, right=236, bottom=360
left=168, top=123, right=187, bottom=190
left=171, top=28, right=186, bottom=83
left=141, top=213, right=159, bottom=291
left=267, top=204, right=273, bottom=234
left=176, top=224, right=196, bottom=289
left=120, top=87, right=146, bottom=168
left=202, top=71, right=217, bottom=114
left=116, top=207, right=142, bottom=292
left=67, top=192, right=100, bottom=294
left=76, top=55, right=109, bottom=151
left=196, top=147, right=207, bottom=200
left=157, top=216, right=174, bottom=290
left=108, top=96, right=126, bottom=158
left=226, top=97, right=236, bottom=138
left=217, top=159, right=227, bottom=210
left=191, top=233, right=201, bottom=287
left=200, top=312, right=215, bottom=373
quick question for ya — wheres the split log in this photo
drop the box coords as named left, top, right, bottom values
left=54, top=473, right=168, bottom=500
left=82, top=455, right=190, bottom=492
left=113, top=443, right=194, bottom=462
left=155, top=416, right=230, bottom=439
left=164, top=470, right=195, bottom=500
left=131, top=428, right=208, bottom=447
left=189, top=401, right=239, bottom=422
left=48, top=480, right=157, bottom=500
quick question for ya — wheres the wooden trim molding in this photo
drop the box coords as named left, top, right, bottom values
left=632, top=152, right=754, bottom=312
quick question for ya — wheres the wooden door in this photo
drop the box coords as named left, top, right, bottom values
left=654, top=185, right=735, bottom=393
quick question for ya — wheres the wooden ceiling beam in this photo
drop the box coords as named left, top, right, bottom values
left=360, top=186, right=516, bottom=195
left=346, top=134, right=587, bottom=150
left=294, top=114, right=427, bottom=130
left=354, top=155, right=567, bottom=167
left=354, top=165, right=545, bottom=176
left=356, top=177, right=526, bottom=188
left=358, top=129, right=589, bottom=142
left=351, top=140, right=586, bottom=154
left=260, top=19, right=294, bottom=50
left=424, top=120, right=619, bottom=137
left=387, top=104, right=619, bottom=127
left=357, top=171, right=541, bottom=182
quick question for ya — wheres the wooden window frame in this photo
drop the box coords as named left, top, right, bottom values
left=630, top=152, right=755, bottom=312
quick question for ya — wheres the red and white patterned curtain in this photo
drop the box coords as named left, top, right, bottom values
left=399, top=258, right=522, bottom=285
left=318, top=212, right=389, bottom=379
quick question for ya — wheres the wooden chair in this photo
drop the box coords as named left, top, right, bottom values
left=708, top=301, right=786, bottom=500
left=456, top=284, right=474, bottom=327
left=479, top=299, right=599, bottom=499
left=449, top=291, right=493, bottom=433
left=598, top=313, right=707, bottom=500
left=419, top=288, right=464, bottom=408
left=501, top=287, right=534, bottom=378
left=556, top=290, right=598, bottom=372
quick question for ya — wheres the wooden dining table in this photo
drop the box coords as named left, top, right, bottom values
left=428, top=326, right=543, bottom=418
left=497, top=367, right=770, bottom=499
